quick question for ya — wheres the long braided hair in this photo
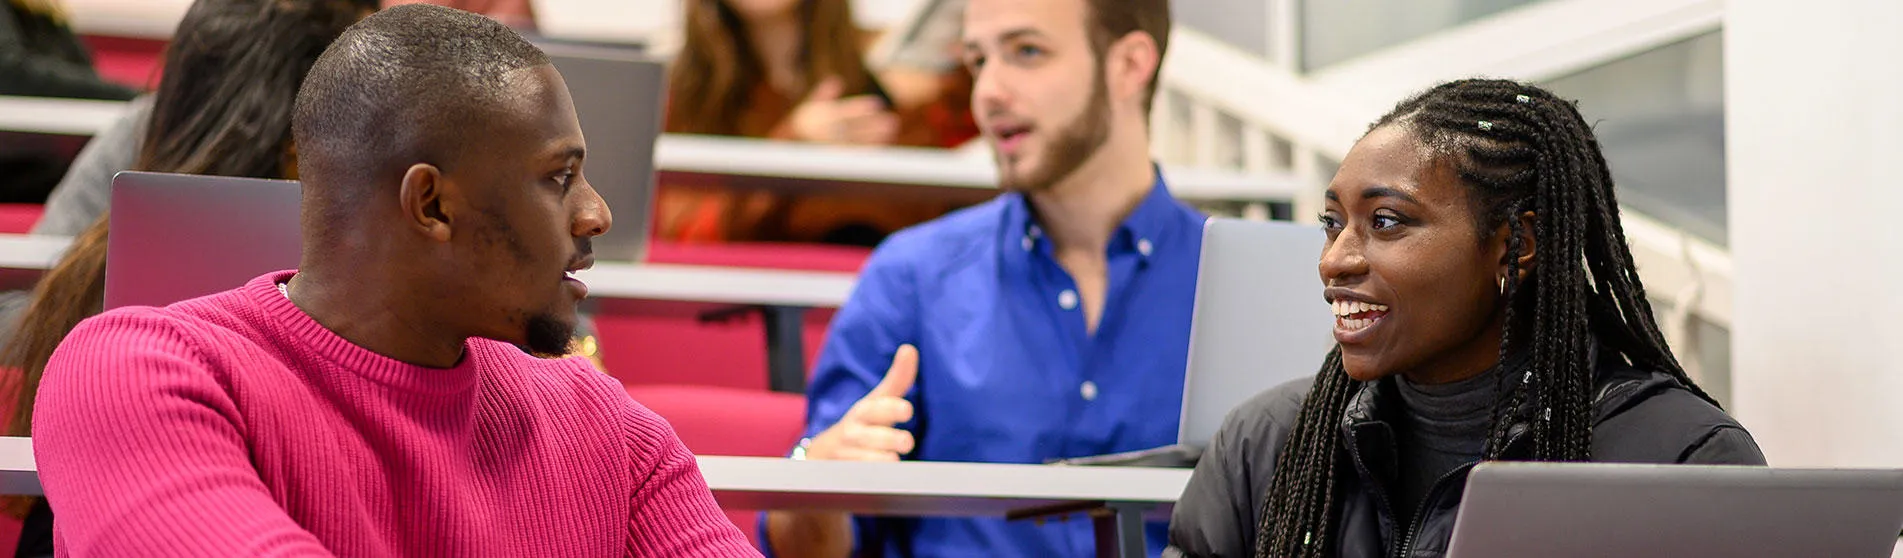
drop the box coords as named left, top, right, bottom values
left=1251, top=78, right=1720, bottom=557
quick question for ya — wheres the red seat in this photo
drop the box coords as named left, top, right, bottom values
left=593, top=241, right=868, bottom=391
left=593, top=300, right=833, bottom=392
left=625, top=385, right=804, bottom=549
left=80, top=35, right=168, bottom=90
left=0, top=205, right=43, bottom=234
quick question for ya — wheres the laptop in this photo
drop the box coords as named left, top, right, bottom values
left=1447, top=462, right=1903, bottom=558
left=105, top=171, right=303, bottom=310
left=1057, top=218, right=1336, bottom=467
left=542, top=42, right=666, bottom=263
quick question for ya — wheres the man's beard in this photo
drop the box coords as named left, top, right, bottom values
left=996, top=68, right=1112, bottom=193
left=524, top=312, right=576, bottom=357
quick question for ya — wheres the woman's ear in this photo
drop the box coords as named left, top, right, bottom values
left=1512, top=210, right=1538, bottom=282
left=1491, top=210, right=1539, bottom=284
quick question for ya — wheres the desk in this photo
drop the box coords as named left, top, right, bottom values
left=0, top=96, right=127, bottom=136
left=657, top=133, right=1303, bottom=205
left=0, top=234, right=858, bottom=308
left=64, top=0, right=192, bottom=39
left=0, top=439, right=1186, bottom=557
left=696, top=456, right=1191, bottom=558
left=0, top=97, right=1302, bottom=207
left=0, top=437, right=36, bottom=496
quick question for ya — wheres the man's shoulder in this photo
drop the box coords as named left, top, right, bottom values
left=863, top=196, right=1014, bottom=274
left=70, top=289, right=259, bottom=348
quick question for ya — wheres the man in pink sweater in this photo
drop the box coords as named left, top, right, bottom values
left=29, top=5, right=759, bottom=557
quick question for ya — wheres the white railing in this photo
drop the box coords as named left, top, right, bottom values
left=1146, top=1, right=1732, bottom=383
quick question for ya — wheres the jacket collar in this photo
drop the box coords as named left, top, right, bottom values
left=1338, top=341, right=1691, bottom=463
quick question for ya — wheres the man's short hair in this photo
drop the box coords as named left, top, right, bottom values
left=1083, top=0, right=1171, bottom=114
left=291, top=4, right=550, bottom=192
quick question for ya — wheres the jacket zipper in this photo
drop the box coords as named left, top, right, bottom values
left=1343, top=437, right=1401, bottom=555
left=1387, top=426, right=1533, bottom=558
left=1390, top=463, right=1476, bottom=558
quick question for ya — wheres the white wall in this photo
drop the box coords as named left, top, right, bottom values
left=1725, top=0, right=1903, bottom=467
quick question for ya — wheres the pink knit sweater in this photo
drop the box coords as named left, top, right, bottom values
left=32, top=271, right=759, bottom=557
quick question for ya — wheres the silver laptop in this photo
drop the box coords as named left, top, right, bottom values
left=1448, top=462, right=1903, bottom=558
left=1059, top=218, right=1334, bottom=467
left=1176, top=218, right=1335, bottom=448
left=542, top=42, right=665, bottom=263
left=105, top=171, right=303, bottom=309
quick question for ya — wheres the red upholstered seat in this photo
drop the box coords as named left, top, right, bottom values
left=625, top=385, right=805, bottom=549
left=0, top=205, right=44, bottom=234
left=81, top=35, right=167, bottom=90
left=592, top=241, right=869, bottom=391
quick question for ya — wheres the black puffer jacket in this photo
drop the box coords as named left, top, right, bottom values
left=1167, top=350, right=1765, bottom=558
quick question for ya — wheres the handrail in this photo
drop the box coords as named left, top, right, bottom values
left=1307, top=0, right=1723, bottom=113
left=1152, top=22, right=1735, bottom=336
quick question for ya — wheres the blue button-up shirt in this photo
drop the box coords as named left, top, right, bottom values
left=796, top=174, right=1206, bottom=557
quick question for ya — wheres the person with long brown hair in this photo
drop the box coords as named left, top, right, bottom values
left=659, top=0, right=977, bottom=246
left=0, top=0, right=373, bottom=555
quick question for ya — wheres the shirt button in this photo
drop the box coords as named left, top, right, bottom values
left=1022, top=236, right=1034, bottom=251
left=1137, top=238, right=1153, bottom=257
left=1080, top=381, right=1098, bottom=401
left=1058, top=289, right=1078, bottom=310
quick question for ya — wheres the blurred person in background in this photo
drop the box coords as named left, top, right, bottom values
left=0, top=0, right=142, bottom=205
left=0, top=0, right=137, bottom=99
left=0, top=0, right=372, bottom=554
left=660, top=0, right=977, bottom=247
left=764, top=0, right=1193, bottom=556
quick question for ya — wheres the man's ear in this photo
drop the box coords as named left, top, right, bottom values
left=399, top=163, right=453, bottom=243
left=1105, top=31, right=1161, bottom=109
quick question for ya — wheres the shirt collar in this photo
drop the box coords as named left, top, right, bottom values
left=1005, top=168, right=1182, bottom=259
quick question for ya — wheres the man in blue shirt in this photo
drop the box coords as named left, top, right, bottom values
left=764, top=0, right=1195, bottom=556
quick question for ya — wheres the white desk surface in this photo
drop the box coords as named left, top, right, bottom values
left=0, top=438, right=1191, bottom=519
left=0, top=437, right=36, bottom=495
left=0, top=437, right=1896, bottom=553
left=64, top=0, right=192, bottom=39
left=0, top=233, right=857, bottom=308
left=697, top=455, right=1189, bottom=518
left=0, top=95, right=1298, bottom=204
left=657, top=134, right=1300, bottom=203
left=0, top=96, right=127, bottom=136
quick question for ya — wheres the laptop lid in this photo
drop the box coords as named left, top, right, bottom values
left=105, top=171, right=303, bottom=310
left=542, top=42, right=665, bottom=264
left=1448, top=462, right=1903, bottom=558
left=1177, top=218, right=1336, bottom=448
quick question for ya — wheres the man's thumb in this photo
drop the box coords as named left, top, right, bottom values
left=870, top=344, right=918, bottom=398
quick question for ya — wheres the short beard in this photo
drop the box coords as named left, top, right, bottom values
left=996, top=65, right=1113, bottom=193
left=523, top=312, right=576, bottom=357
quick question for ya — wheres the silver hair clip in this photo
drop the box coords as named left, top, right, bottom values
left=1477, top=121, right=1494, bottom=131
left=1515, top=94, right=1532, bottom=104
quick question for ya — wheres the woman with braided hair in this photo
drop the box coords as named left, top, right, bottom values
left=1165, top=78, right=1764, bottom=558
